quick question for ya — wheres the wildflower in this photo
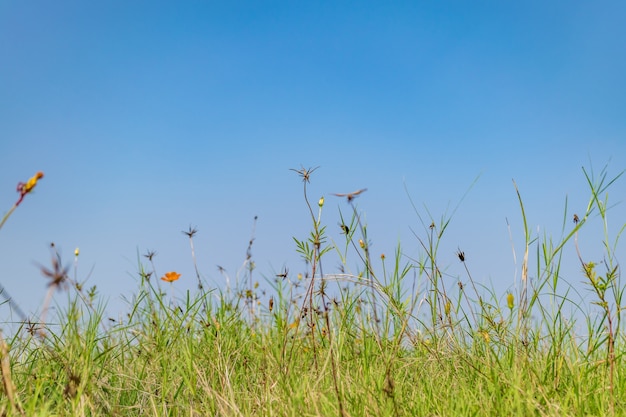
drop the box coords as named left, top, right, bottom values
left=507, top=293, right=514, bottom=309
left=318, top=196, right=324, bottom=207
left=380, top=253, right=385, bottom=260
left=74, top=248, right=80, bottom=257
left=359, top=239, right=365, bottom=249
left=22, top=171, right=44, bottom=194
left=161, top=271, right=181, bottom=282
left=15, top=171, right=44, bottom=206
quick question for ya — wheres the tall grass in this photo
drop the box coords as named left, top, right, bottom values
left=0, top=165, right=625, bottom=416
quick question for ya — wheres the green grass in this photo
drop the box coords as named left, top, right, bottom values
left=1, top=164, right=625, bottom=416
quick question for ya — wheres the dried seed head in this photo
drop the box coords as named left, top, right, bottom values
left=182, top=225, right=198, bottom=238
left=289, top=166, right=319, bottom=183
left=332, top=188, right=367, bottom=202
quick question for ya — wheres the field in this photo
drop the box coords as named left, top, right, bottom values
left=0, top=166, right=625, bottom=416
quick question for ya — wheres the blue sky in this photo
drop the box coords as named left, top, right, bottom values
left=1, top=1, right=625, bottom=322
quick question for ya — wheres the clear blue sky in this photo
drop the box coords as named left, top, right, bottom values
left=1, top=1, right=625, bottom=321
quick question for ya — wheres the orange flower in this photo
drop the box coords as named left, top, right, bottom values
left=161, top=271, right=181, bottom=282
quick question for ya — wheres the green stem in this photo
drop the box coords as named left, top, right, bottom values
left=0, top=204, right=18, bottom=232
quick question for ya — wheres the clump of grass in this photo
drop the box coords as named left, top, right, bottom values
left=0, top=164, right=625, bottom=416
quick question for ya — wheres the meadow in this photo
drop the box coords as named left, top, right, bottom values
left=0, top=165, right=625, bottom=416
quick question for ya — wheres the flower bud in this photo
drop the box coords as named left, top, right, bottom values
left=507, top=293, right=514, bottom=309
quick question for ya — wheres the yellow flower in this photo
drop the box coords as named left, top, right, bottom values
left=161, top=271, right=181, bottom=282
left=15, top=171, right=44, bottom=206
left=318, top=196, right=324, bottom=207
left=359, top=239, right=365, bottom=249
left=74, top=247, right=80, bottom=257
left=23, top=171, right=44, bottom=194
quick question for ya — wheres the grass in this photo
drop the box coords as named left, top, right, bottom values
left=0, top=165, right=625, bottom=416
